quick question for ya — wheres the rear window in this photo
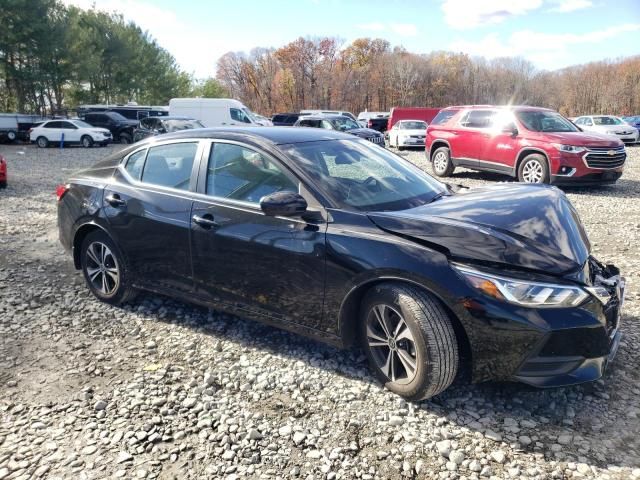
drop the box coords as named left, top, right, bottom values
left=430, top=110, right=459, bottom=126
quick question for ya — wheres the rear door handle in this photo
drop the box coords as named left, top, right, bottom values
left=192, top=214, right=219, bottom=229
left=105, top=193, right=126, bottom=207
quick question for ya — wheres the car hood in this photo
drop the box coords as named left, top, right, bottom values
left=398, top=129, right=426, bottom=135
left=543, top=131, right=622, bottom=146
left=347, top=128, right=382, bottom=137
left=368, top=183, right=590, bottom=276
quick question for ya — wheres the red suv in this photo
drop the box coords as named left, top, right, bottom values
left=426, top=106, right=626, bottom=185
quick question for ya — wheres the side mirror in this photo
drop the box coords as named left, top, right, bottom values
left=502, top=123, right=518, bottom=136
left=260, top=191, right=307, bottom=217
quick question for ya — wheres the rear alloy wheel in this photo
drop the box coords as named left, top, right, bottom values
left=81, top=135, right=94, bottom=148
left=80, top=230, right=137, bottom=305
left=360, top=283, right=459, bottom=400
left=431, top=146, right=454, bottom=177
left=36, top=136, right=49, bottom=148
left=7, top=131, right=16, bottom=142
left=518, top=154, right=549, bottom=184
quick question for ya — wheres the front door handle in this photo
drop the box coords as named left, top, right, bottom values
left=105, top=193, right=126, bottom=207
left=192, top=214, right=219, bottom=229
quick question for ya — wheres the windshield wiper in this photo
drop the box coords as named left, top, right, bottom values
left=428, top=191, right=450, bottom=204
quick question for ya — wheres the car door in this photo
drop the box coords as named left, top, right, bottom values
left=190, top=140, right=327, bottom=329
left=104, top=140, right=203, bottom=295
left=455, top=110, right=497, bottom=169
left=59, top=121, right=81, bottom=142
left=42, top=121, right=63, bottom=142
left=477, top=111, right=519, bottom=173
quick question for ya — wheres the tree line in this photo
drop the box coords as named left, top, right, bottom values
left=217, top=37, right=640, bottom=117
left=0, top=0, right=227, bottom=115
left=1, top=1, right=638, bottom=118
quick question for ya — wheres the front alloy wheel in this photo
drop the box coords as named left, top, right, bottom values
left=518, top=154, right=549, bottom=183
left=360, top=283, right=459, bottom=400
left=366, top=304, right=418, bottom=385
left=431, top=146, right=454, bottom=177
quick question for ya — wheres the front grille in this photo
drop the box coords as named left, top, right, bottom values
left=409, top=135, right=425, bottom=139
left=584, top=146, right=626, bottom=169
left=368, top=136, right=384, bottom=144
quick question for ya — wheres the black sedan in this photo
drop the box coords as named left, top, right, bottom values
left=294, top=115, right=385, bottom=146
left=57, top=127, right=624, bottom=400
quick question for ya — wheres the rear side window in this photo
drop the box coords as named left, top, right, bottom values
left=272, top=115, right=285, bottom=122
left=460, top=110, right=495, bottom=128
left=141, top=142, right=198, bottom=190
left=206, top=143, right=298, bottom=203
left=125, top=149, right=147, bottom=180
left=430, top=110, right=458, bottom=126
left=44, top=121, right=62, bottom=129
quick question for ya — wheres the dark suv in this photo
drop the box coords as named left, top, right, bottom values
left=426, top=106, right=626, bottom=185
left=83, top=111, right=138, bottom=144
left=294, top=115, right=384, bottom=146
left=271, top=113, right=302, bottom=126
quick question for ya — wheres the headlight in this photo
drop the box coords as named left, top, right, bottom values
left=606, top=130, right=618, bottom=135
left=453, top=265, right=589, bottom=308
left=552, top=144, right=585, bottom=154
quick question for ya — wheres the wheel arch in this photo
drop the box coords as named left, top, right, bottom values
left=515, top=147, right=550, bottom=176
left=429, top=139, right=451, bottom=160
left=338, top=277, right=472, bottom=378
left=72, top=222, right=116, bottom=269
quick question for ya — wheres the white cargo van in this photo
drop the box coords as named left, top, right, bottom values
left=169, top=98, right=263, bottom=127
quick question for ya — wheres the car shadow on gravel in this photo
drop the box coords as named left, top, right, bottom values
left=110, top=291, right=640, bottom=469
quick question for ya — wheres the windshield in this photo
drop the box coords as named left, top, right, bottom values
left=593, top=116, right=623, bottom=125
left=516, top=111, right=579, bottom=132
left=108, top=112, right=128, bottom=121
left=242, top=107, right=258, bottom=123
left=330, top=117, right=360, bottom=131
left=282, top=139, right=446, bottom=211
left=164, top=119, right=204, bottom=132
left=72, top=120, right=93, bottom=128
left=401, top=121, right=427, bottom=130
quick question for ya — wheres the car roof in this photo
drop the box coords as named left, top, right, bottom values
left=142, top=126, right=357, bottom=145
left=298, top=114, right=350, bottom=120
left=154, top=116, right=197, bottom=121
left=443, top=105, right=555, bottom=112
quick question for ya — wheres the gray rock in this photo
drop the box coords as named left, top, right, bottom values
left=490, top=450, right=506, bottom=464
left=449, top=450, right=465, bottom=465
left=115, top=451, right=133, bottom=464
left=94, top=400, right=107, bottom=411
left=436, top=440, right=452, bottom=457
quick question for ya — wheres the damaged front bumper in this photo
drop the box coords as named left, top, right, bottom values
left=514, top=257, right=625, bottom=388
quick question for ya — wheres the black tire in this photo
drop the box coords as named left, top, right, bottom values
left=36, top=136, right=49, bottom=148
left=80, top=230, right=137, bottom=305
left=119, top=133, right=132, bottom=144
left=360, top=283, right=459, bottom=400
left=7, top=131, right=16, bottom=142
left=431, top=146, right=455, bottom=177
left=81, top=135, right=94, bottom=148
left=517, top=154, right=549, bottom=184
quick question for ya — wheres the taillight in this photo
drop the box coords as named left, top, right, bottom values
left=368, top=119, right=373, bottom=128
left=56, top=184, right=69, bottom=201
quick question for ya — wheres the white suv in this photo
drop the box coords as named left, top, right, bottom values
left=30, top=119, right=112, bottom=148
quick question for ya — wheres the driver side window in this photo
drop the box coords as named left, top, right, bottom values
left=206, top=143, right=298, bottom=204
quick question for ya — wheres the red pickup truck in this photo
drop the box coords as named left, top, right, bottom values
left=426, top=105, right=626, bottom=185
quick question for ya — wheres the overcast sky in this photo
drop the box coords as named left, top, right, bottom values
left=63, top=0, right=640, bottom=78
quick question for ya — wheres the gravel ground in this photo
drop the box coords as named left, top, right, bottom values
left=0, top=142, right=639, bottom=480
